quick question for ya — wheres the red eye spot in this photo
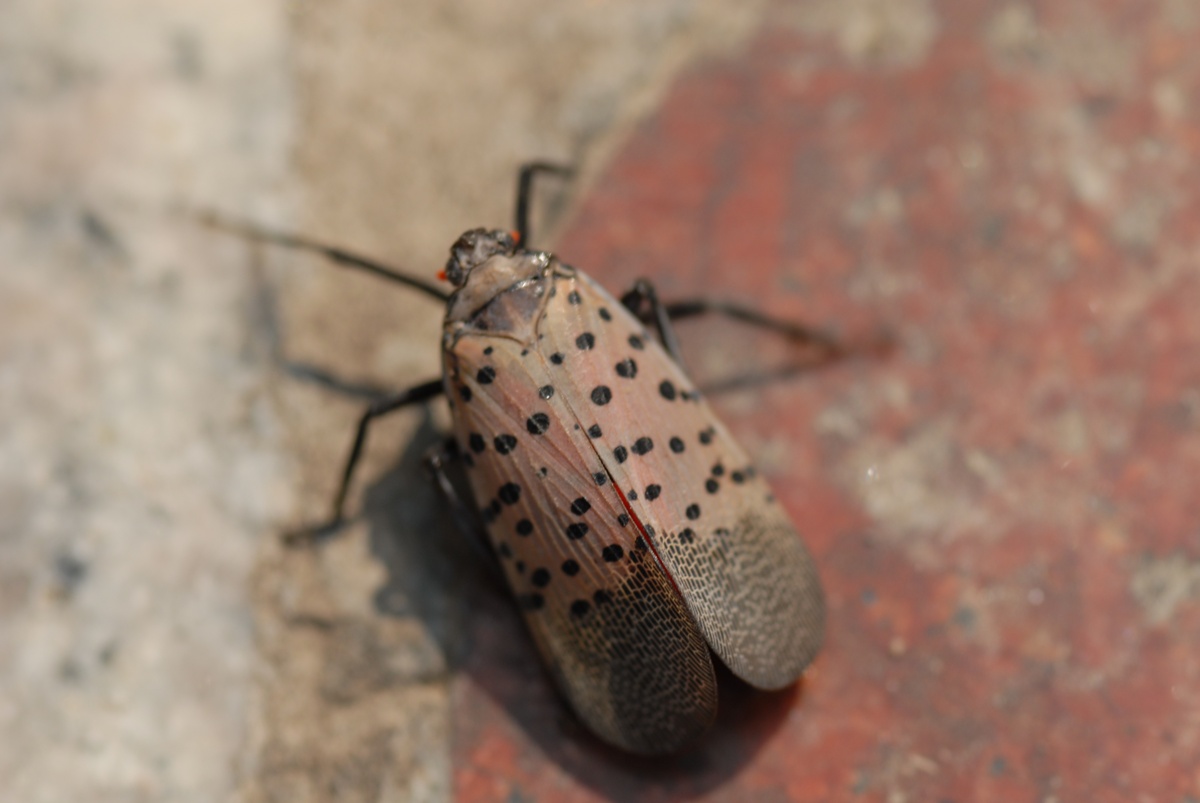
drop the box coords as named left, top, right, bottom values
left=510, top=229, right=522, bottom=245
left=437, top=269, right=447, bottom=281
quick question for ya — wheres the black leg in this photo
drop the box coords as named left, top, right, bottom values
left=514, top=162, right=574, bottom=250
left=663, top=298, right=845, bottom=358
left=201, top=212, right=450, bottom=303
left=424, top=441, right=504, bottom=582
left=622, top=279, right=851, bottom=370
left=620, top=279, right=686, bottom=363
left=286, top=378, right=444, bottom=545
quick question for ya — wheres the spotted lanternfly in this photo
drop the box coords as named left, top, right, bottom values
left=212, top=163, right=841, bottom=755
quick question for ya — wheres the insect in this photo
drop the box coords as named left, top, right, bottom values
left=213, top=164, right=843, bottom=754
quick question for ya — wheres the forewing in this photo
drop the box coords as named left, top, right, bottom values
left=537, top=273, right=825, bottom=689
left=444, top=333, right=717, bottom=754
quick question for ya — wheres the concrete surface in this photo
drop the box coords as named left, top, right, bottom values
left=0, top=1, right=768, bottom=801
left=4, top=1, right=1199, bottom=802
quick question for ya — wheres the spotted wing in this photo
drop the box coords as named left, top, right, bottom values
left=537, top=272, right=825, bottom=689
left=444, top=334, right=717, bottom=754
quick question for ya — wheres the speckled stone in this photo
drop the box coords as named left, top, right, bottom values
left=452, top=2, right=1200, bottom=800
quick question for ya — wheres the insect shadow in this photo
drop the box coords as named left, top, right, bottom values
left=352, top=409, right=489, bottom=671
left=353, top=415, right=807, bottom=793
left=347, top=383, right=819, bottom=792
left=458, top=561, right=807, bottom=794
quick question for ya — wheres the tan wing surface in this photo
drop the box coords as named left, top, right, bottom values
left=536, top=273, right=825, bottom=689
left=445, top=332, right=717, bottom=754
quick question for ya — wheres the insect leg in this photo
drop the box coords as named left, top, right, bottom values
left=622, top=279, right=850, bottom=368
left=287, top=378, right=444, bottom=544
left=620, top=278, right=686, bottom=363
left=514, top=162, right=574, bottom=249
left=663, top=298, right=845, bottom=358
left=424, top=441, right=504, bottom=582
left=201, top=212, right=450, bottom=302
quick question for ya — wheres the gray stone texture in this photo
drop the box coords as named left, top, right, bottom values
left=0, top=2, right=766, bottom=800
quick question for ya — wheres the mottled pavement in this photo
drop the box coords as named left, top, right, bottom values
left=2, top=2, right=1197, bottom=802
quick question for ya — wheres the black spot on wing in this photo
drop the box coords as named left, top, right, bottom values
left=570, top=599, right=591, bottom=617
left=601, top=544, right=625, bottom=562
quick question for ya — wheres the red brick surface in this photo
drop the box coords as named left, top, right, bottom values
left=453, top=3, right=1200, bottom=800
